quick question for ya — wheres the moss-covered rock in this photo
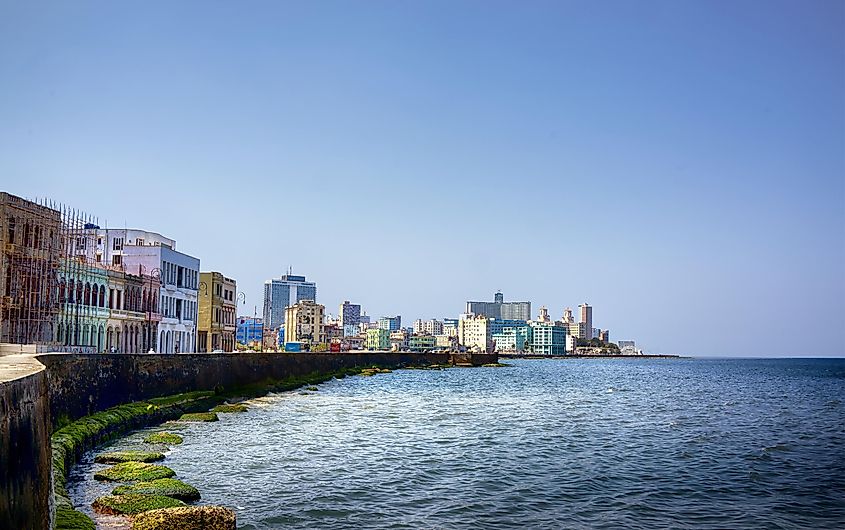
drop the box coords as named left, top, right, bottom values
left=54, top=506, right=95, bottom=530
left=144, top=432, right=184, bottom=445
left=95, top=450, right=165, bottom=464
left=211, top=404, right=247, bottom=413
left=360, top=367, right=393, bottom=377
left=131, top=506, right=236, bottom=530
left=51, top=390, right=221, bottom=511
left=94, top=462, right=176, bottom=482
left=306, top=386, right=319, bottom=391
left=178, top=412, right=218, bottom=422
left=113, top=478, right=201, bottom=502
left=93, top=493, right=185, bottom=515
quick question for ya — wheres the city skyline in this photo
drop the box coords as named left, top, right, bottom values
left=1, top=1, right=843, bottom=356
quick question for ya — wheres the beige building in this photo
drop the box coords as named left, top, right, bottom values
left=458, top=314, right=493, bottom=352
left=579, top=303, right=593, bottom=340
left=198, top=272, right=237, bottom=352
left=284, top=300, right=325, bottom=345
left=568, top=321, right=589, bottom=339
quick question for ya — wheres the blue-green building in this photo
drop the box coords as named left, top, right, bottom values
left=529, top=322, right=567, bottom=355
left=492, top=325, right=532, bottom=353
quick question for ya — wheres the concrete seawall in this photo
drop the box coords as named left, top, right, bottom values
left=0, top=355, right=53, bottom=530
left=37, top=352, right=453, bottom=427
left=2, top=350, right=497, bottom=528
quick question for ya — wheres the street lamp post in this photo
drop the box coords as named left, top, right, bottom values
left=139, top=265, right=161, bottom=353
left=236, top=292, right=245, bottom=351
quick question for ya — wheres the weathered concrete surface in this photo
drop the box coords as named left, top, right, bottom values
left=0, top=354, right=52, bottom=530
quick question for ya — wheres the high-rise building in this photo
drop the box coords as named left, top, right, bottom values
left=378, top=315, right=401, bottom=331
left=284, top=300, right=325, bottom=345
left=339, top=301, right=361, bottom=331
left=579, top=303, right=593, bottom=340
left=561, top=307, right=574, bottom=324
left=458, top=314, right=493, bottom=352
left=466, top=292, right=531, bottom=321
left=413, top=319, right=444, bottom=335
left=263, top=273, right=316, bottom=330
left=197, top=272, right=237, bottom=352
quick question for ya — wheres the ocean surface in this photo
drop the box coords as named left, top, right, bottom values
left=68, top=358, right=845, bottom=529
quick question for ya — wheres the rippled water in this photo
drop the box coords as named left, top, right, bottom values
left=69, top=358, right=845, bottom=529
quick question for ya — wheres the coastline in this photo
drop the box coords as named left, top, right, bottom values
left=498, top=354, right=683, bottom=359
left=55, top=363, right=450, bottom=529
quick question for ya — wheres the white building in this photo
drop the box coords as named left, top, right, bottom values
left=89, top=228, right=200, bottom=353
left=413, top=319, right=444, bottom=336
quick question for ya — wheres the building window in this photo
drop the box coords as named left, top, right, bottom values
left=113, top=237, right=123, bottom=251
left=112, top=255, right=122, bottom=266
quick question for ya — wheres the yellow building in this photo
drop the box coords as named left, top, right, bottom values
left=284, top=300, right=325, bottom=346
left=197, top=271, right=237, bottom=352
left=458, top=314, right=493, bottom=352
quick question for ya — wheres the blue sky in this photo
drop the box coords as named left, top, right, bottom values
left=1, top=1, right=843, bottom=356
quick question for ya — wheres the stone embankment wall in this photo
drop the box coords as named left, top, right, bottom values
left=0, top=357, right=52, bottom=530
left=38, top=352, right=450, bottom=426
left=3, top=351, right=480, bottom=528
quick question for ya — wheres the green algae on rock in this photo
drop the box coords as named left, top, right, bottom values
left=144, top=432, right=184, bottom=445
left=211, top=404, right=247, bottom=413
left=93, top=493, right=185, bottom=515
left=54, top=505, right=95, bottom=530
left=94, top=451, right=165, bottom=464
left=131, top=505, right=237, bottom=530
left=178, top=412, right=219, bottom=422
left=94, top=462, right=176, bottom=482
left=113, top=478, right=201, bottom=502
left=306, top=386, right=319, bottom=391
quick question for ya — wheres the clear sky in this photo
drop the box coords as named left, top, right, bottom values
left=1, top=1, right=843, bottom=356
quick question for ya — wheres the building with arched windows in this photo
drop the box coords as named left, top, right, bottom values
left=56, top=258, right=110, bottom=352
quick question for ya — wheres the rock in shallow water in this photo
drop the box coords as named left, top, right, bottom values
left=178, top=412, right=219, bottom=422
left=94, top=462, right=176, bottom=482
left=144, top=432, right=184, bottom=445
left=131, top=506, right=237, bottom=530
left=94, top=451, right=165, bottom=464
left=112, top=478, right=201, bottom=501
left=211, top=404, right=248, bottom=413
left=92, top=493, right=185, bottom=515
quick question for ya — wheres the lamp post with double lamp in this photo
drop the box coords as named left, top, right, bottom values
left=236, top=292, right=246, bottom=352
left=139, top=265, right=161, bottom=353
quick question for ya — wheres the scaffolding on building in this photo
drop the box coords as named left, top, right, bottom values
left=0, top=192, right=99, bottom=348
